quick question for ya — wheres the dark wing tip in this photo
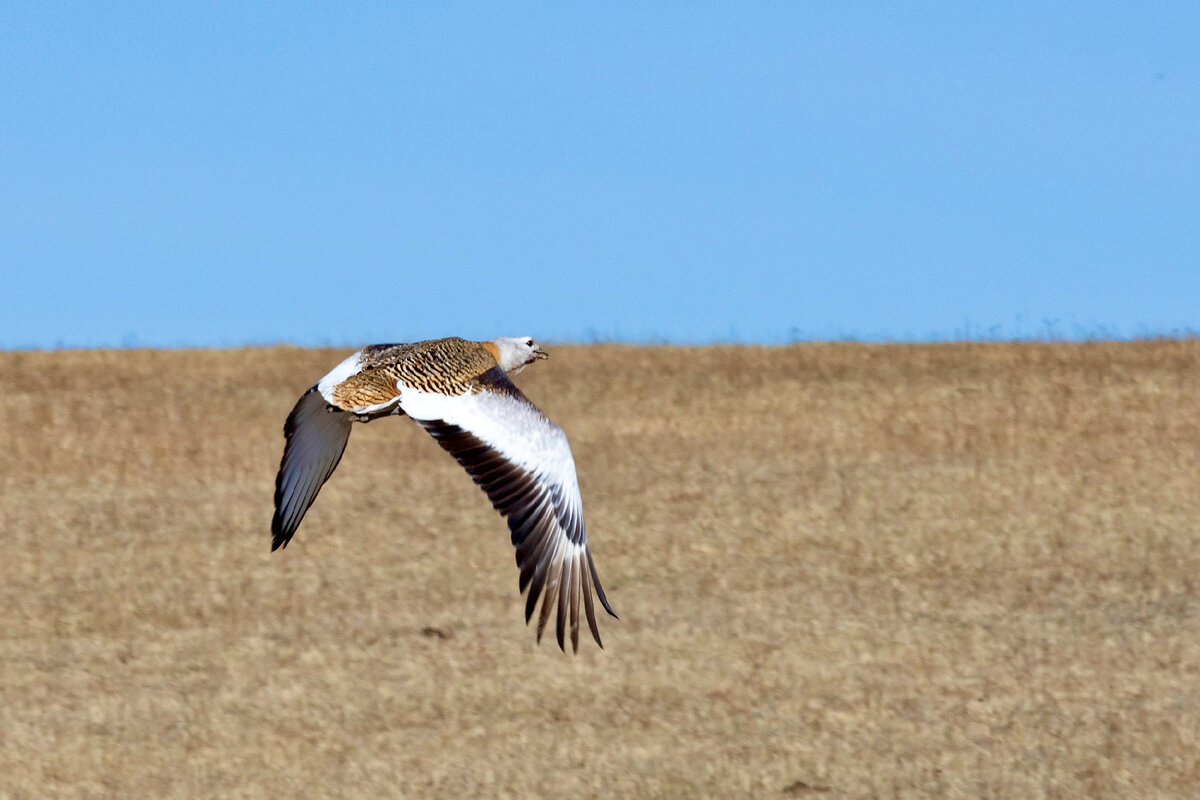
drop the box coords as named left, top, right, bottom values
left=271, top=386, right=352, bottom=552
left=271, top=466, right=297, bottom=551
left=414, top=415, right=616, bottom=651
left=270, top=518, right=289, bottom=551
left=271, top=463, right=294, bottom=551
left=587, top=549, right=619, bottom=620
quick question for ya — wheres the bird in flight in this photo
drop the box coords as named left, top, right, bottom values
left=271, top=336, right=616, bottom=651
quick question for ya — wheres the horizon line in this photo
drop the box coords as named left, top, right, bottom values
left=4, top=327, right=1199, bottom=353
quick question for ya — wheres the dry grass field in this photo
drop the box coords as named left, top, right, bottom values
left=3, top=341, right=1200, bottom=798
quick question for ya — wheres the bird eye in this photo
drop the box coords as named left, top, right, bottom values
left=526, top=339, right=534, bottom=346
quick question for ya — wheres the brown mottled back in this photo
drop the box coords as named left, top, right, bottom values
left=330, top=337, right=499, bottom=409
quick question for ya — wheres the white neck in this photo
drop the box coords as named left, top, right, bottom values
left=491, top=338, right=527, bottom=372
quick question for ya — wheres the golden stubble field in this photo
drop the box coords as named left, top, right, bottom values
left=2, top=341, right=1200, bottom=798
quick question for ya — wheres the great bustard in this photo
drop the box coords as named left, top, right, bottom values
left=272, top=336, right=616, bottom=651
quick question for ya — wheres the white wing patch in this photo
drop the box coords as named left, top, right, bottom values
left=399, top=383, right=615, bottom=651
left=401, top=388, right=578, bottom=490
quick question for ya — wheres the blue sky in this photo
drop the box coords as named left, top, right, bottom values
left=2, top=3, right=1198, bottom=348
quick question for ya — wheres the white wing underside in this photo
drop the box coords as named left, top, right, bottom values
left=399, top=382, right=615, bottom=651
left=400, top=388, right=578, bottom=491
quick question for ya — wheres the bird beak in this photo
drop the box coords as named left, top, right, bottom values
left=532, top=345, right=548, bottom=360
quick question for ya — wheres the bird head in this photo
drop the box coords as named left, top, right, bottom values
left=492, top=336, right=548, bottom=374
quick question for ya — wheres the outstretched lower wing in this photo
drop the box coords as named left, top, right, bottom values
left=400, top=369, right=617, bottom=651
left=272, top=387, right=353, bottom=550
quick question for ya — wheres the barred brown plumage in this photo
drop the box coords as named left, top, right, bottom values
left=270, top=335, right=617, bottom=652
left=331, top=337, right=498, bottom=407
